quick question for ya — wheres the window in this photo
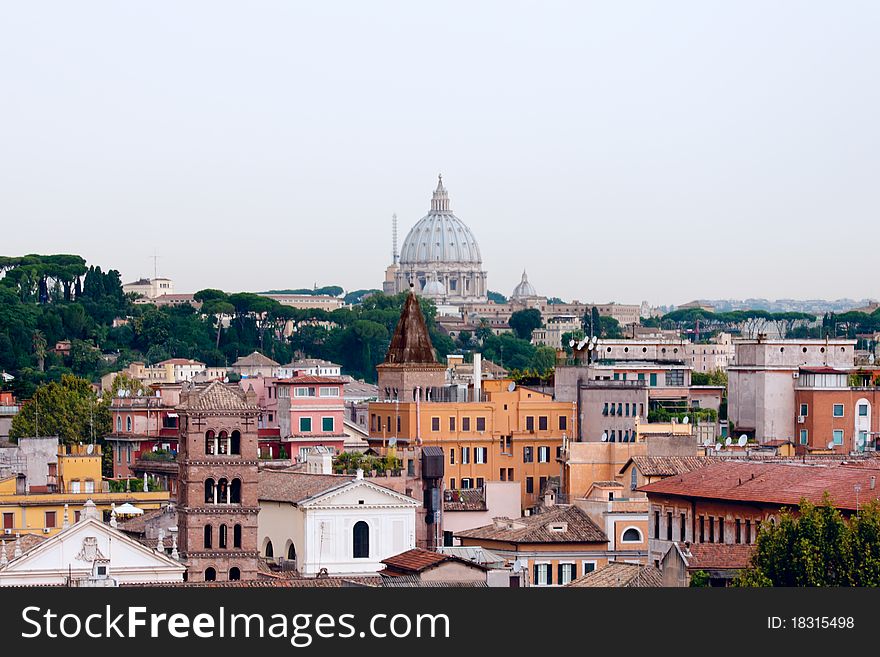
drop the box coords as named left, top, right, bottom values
left=526, top=416, right=535, bottom=431
left=407, top=459, right=415, bottom=477
left=294, top=387, right=316, bottom=397
left=538, top=416, right=548, bottom=431
left=499, top=469, right=506, bottom=481
left=558, top=563, right=576, bottom=585
left=709, top=517, right=715, bottom=543
left=229, top=567, right=240, bottom=581
left=353, top=522, right=369, bottom=558
left=859, top=404, right=869, bottom=417
left=321, top=417, right=334, bottom=432
left=476, top=477, right=484, bottom=488
left=475, top=447, right=487, bottom=464
left=622, top=527, right=642, bottom=543
left=2, top=513, right=12, bottom=529
left=654, top=511, right=660, bottom=539
left=582, top=561, right=596, bottom=576
left=462, top=417, right=471, bottom=431
left=126, top=416, right=132, bottom=432
left=204, top=525, right=213, bottom=549
left=450, top=478, right=456, bottom=490
left=665, top=371, right=684, bottom=386
left=449, top=417, right=456, bottom=431
left=204, top=568, right=216, bottom=582
left=745, top=520, right=751, bottom=544
left=559, top=416, right=567, bottom=430
left=539, top=476, right=547, bottom=492
left=461, top=478, right=473, bottom=489
left=523, top=446, right=534, bottom=463
left=443, top=531, right=454, bottom=547
left=507, top=468, right=514, bottom=481
left=649, top=373, right=657, bottom=387
left=299, top=417, right=312, bottom=432
left=699, top=516, right=705, bottom=542
left=718, top=518, right=725, bottom=543
left=833, top=429, right=844, bottom=445
left=45, top=511, right=56, bottom=529
left=800, top=403, right=808, bottom=417
left=84, top=479, right=94, bottom=493
left=666, top=512, right=672, bottom=541
left=533, top=563, right=552, bottom=586
left=800, top=429, right=808, bottom=445
left=630, top=468, right=638, bottom=490
left=526, top=477, right=534, bottom=494
left=680, top=513, right=686, bottom=542
left=431, top=417, right=440, bottom=431
left=449, top=448, right=455, bottom=465
left=538, top=446, right=550, bottom=463
left=476, top=417, right=486, bottom=431
left=116, top=416, right=122, bottom=432
left=70, top=480, right=81, bottom=494
left=461, top=447, right=470, bottom=464
left=219, top=524, right=227, bottom=548
left=603, top=403, right=609, bottom=416
left=319, top=386, right=339, bottom=397
left=833, top=404, right=844, bottom=418
left=735, top=519, right=742, bottom=544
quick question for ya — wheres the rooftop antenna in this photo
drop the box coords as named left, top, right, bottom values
left=392, top=213, right=399, bottom=265
left=151, top=250, right=159, bottom=280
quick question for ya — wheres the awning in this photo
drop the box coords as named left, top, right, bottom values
left=114, top=503, right=144, bottom=516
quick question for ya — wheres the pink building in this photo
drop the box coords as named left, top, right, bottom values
left=275, top=374, right=347, bottom=461
left=236, top=376, right=283, bottom=459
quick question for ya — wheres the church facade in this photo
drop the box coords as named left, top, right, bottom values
left=384, top=176, right=488, bottom=305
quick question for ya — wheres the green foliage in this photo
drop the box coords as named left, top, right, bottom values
left=10, top=374, right=111, bottom=444
left=735, top=496, right=880, bottom=587
left=508, top=308, right=543, bottom=340
left=689, top=570, right=710, bottom=587
left=261, top=286, right=344, bottom=297
left=691, top=369, right=728, bottom=387
left=487, top=291, right=507, bottom=304
left=333, top=451, right=402, bottom=474
left=648, top=406, right=717, bottom=424
left=343, top=289, right=380, bottom=305
left=547, top=297, right=565, bottom=305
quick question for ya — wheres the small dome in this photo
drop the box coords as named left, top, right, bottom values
left=422, top=274, right=447, bottom=297
left=511, top=270, right=537, bottom=299
left=399, top=176, right=483, bottom=266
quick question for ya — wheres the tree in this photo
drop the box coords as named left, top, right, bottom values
left=735, top=496, right=880, bottom=587
left=10, top=374, right=111, bottom=444
left=32, top=330, right=47, bottom=372
left=561, top=329, right=585, bottom=355
left=589, top=307, right=601, bottom=337
left=691, top=369, right=728, bottom=387
left=456, top=330, right=473, bottom=350
left=487, top=291, right=507, bottom=304
left=530, top=345, right=557, bottom=374
left=508, top=309, right=542, bottom=341
left=597, top=316, right=622, bottom=338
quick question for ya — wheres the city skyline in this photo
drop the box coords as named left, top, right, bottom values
left=2, top=2, right=879, bottom=304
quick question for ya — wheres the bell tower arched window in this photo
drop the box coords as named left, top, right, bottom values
left=204, top=524, right=213, bottom=549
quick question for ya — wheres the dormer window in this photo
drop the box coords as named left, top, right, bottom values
left=548, top=522, right=568, bottom=533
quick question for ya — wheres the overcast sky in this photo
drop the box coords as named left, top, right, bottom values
left=2, top=2, right=878, bottom=306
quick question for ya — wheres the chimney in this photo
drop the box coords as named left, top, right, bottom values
left=355, top=468, right=364, bottom=480
left=871, top=476, right=876, bottom=491
left=473, top=353, right=482, bottom=401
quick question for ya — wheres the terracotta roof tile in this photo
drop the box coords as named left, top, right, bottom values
left=640, top=461, right=880, bottom=511
left=627, top=456, right=719, bottom=477
left=258, top=470, right=353, bottom=504
left=683, top=542, right=754, bottom=570
left=232, top=351, right=280, bottom=368
left=566, top=562, right=662, bottom=588
left=455, top=506, right=608, bottom=544
left=443, top=488, right=487, bottom=511
left=176, top=381, right=260, bottom=412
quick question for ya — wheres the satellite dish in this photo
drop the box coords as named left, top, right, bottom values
left=388, top=437, right=397, bottom=447
left=86, top=444, right=94, bottom=454
left=737, top=435, right=748, bottom=447
left=136, top=389, right=143, bottom=397
left=725, top=437, right=732, bottom=447
left=600, top=432, right=608, bottom=442
left=682, top=416, right=689, bottom=424
left=590, top=336, right=599, bottom=349
left=576, top=338, right=588, bottom=350
left=568, top=339, right=576, bottom=347
left=827, top=441, right=836, bottom=450
left=739, top=434, right=747, bottom=442
left=507, top=381, right=516, bottom=392
left=714, top=442, right=722, bottom=451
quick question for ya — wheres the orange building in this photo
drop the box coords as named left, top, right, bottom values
left=368, top=379, right=575, bottom=510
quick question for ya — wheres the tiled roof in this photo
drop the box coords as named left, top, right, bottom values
left=177, top=381, right=259, bottom=412
left=682, top=542, right=754, bottom=570
left=381, top=548, right=455, bottom=574
left=258, top=470, right=353, bottom=504
left=380, top=576, right=488, bottom=588
left=443, top=488, right=487, bottom=511
left=232, top=351, right=280, bottom=368
left=2, top=533, right=47, bottom=561
left=116, top=508, right=166, bottom=535
left=626, top=456, right=719, bottom=477
left=566, top=562, right=662, bottom=588
left=639, top=461, right=880, bottom=511
left=382, top=291, right=441, bottom=366
left=157, top=358, right=204, bottom=366
left=455, top=506, right=608, bottom=544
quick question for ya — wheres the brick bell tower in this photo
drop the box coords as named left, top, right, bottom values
left=176, top=381, right=260, bottom=582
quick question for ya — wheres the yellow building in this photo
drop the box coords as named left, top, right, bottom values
left=0, top=443, right=169, bottom=537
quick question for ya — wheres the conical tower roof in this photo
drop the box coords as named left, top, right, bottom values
left=383, top=290, right=439, bottom=365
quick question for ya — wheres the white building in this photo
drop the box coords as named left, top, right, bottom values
left=258, top=464, right=418, bottom=576
left=277, top=359, right=342, bottom=379
left=122, top=277, right=174, bottom=300
left=0, top=502, right=185, bottom=586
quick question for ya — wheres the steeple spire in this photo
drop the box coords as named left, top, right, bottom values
left=431, top=174, right=450, bottom=212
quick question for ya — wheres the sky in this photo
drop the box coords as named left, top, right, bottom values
left=1, top=1, right=879, bottom=306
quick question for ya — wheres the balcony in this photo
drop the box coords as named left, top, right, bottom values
left=443, top=487, right=487, bottom=511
